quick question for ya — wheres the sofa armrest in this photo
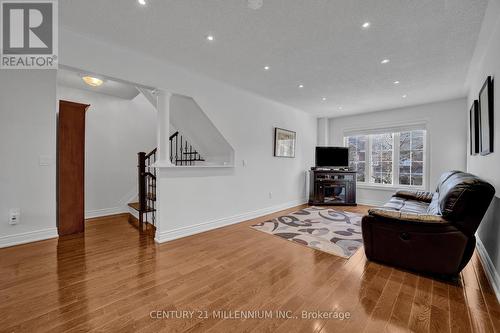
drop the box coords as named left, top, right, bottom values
left=393, top=190, right=434, bottom=203
left=361, top=213, right=469, bottom=275
left=368, top=208, right=448, bottom=224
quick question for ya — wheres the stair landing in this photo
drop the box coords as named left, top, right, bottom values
left=128, top=202, right=155, bottom=213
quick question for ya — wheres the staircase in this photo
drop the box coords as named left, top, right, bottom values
left=128, top=148, right=157, bottom=232
left=128, top=133, right=204, bottom=232
left=169, top=131, right=205, bottom=166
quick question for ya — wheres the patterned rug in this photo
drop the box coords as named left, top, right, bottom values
left=251, top=207, right=363, bottom=258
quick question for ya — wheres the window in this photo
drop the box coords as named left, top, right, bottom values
left=344, top=129, right=426, bottom=188
left=399, top=131, right=424, bottom=186
left=346, top=136, right=367, bottom=182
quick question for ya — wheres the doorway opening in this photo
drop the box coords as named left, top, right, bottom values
left=56, top=67, right=158, bottom=236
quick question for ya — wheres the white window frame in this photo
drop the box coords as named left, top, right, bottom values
left=344, top=129, right=428, bottom=191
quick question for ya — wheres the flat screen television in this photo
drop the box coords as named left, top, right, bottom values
left=315, top=146, right=349, bottom=168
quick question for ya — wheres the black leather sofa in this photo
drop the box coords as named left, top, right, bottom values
left=361, top=171, right=495, bottom=276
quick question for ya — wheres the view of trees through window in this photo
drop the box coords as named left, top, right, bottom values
left=371, top=133, right=393, bottom=184
left=345, top=129, right=425, bottom=187
left=347, top=136, right=367, bottom=182
left=399, top=131, right=424, bottom=186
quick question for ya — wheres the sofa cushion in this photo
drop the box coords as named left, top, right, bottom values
left=383, top=196, right=429, bottom=214
left=368, top=208, right=449, bottom=224
left=393, top=190, right=434, bottom=203
left=435, top=170, right=461, bottom=193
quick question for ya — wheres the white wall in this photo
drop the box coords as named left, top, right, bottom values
left=170, top=94, right=234, bottom=165
left=466, top=0, right=500, bottom=298
left=57, top=86, right=157, bottom=218
left=317, top=117, right=329, bottom=146
left=0, top=70, right=57, bottom=247
left=328, top=98, right=467, bottom=205
left=59, top=28, right=317, bottom=242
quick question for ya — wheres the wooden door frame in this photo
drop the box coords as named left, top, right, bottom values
left=57, top=100, right=90, bottom=236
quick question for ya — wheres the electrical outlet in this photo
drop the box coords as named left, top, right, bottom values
left=268, top=192, right=273, bottom=199
left=9, top=208, right=20, bottom=225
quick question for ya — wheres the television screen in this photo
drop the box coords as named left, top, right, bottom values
left=315, top=147, right=349, bottom=167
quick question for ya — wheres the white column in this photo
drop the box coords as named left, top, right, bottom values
left=317, top=117, right=330, bottom=146
left=156, top=90, right=173, bottom=165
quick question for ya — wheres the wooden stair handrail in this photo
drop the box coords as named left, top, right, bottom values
left=145, top=147, right=157, bottom=159
left=169, top=131, right=179, bottom=140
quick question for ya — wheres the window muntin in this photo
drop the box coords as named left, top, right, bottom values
left=345, top=130, right=426, bottom=188
left=399, top=130, right=424, bottom=186
left=370, top=133, right=394, bottom=184
left=347, top=136, right=367, bottom=182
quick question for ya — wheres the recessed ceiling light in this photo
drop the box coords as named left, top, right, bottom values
left=362, top=22, right=371, bottom=29
left=247, top=0, right=263, bottom=10
left=381, top=59, right=390, bottom=64
left=263, top=66, right=270, bottom=71
left=298, top=84, right=304, bottom=88
left=394, top=80, right=400, bottom=84
left=322, top=97, right=327, bottom=101
left=338, top=106, right=343, bottom=110
left=138, top=0, right=146, bottom=5
left=82, top=76, right=104, bottom=87
left=206, top=34, right=215, bottom=42
left=402, top=94, right=407, bottom=98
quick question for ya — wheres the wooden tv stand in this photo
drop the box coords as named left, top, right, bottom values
left=309, top=169, right=357, bottom=206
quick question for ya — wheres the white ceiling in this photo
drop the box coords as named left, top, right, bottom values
left=57, top=68, right=140, bottom=100
left=60, top=0, right=488, bottom=117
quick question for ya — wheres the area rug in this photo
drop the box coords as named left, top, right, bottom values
left=251, top=207, right=363, bottom=258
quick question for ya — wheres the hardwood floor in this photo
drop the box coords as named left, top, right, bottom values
left=0, top=205, right=498, bottom=332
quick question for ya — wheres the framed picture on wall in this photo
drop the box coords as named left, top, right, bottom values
left=274, top=127, right=296, bottom=158
left=470, top=100, right=479, bottom=155
left=479, top=76, right=494, bottom=155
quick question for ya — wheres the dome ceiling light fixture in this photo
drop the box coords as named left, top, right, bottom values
left=81, top=75, right=104, bottom=87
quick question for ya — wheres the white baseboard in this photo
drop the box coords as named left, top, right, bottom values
left=85, top=207, right=129, bottom=219
left=357, top=199, right=384, bottom=207
left=476, top=237, right=500, bottom=302
left=0, top=228, right=58, bottom=248
left=155, top=198, right=308, bottom=244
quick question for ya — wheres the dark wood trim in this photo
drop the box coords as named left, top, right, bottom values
left=57, top=100, right=89, bottom=236
left=59, top=100, right=90, bottom=109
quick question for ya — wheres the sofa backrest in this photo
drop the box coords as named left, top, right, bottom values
left=435, top=170, right=495, bottom=235
left=435, top=170, right=462, bottom=193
